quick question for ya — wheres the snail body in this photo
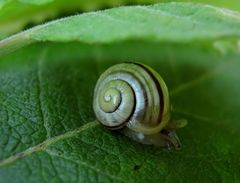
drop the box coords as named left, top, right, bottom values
left=93, top=63, right=186, bottom=150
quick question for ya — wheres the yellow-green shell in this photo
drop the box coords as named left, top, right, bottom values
left=93, top=63, right=170, bottom=135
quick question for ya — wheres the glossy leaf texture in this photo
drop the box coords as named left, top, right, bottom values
left=0, top=3, right=240, bottom=183
left=1, top=0, right=240, bottom=38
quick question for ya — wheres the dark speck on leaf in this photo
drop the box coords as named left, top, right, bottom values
left=133, top=165, right=141, bottom=171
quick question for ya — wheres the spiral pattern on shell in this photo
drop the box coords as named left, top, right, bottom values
left=93, top=63, right=170, bottom=134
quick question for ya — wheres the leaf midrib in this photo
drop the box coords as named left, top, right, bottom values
left=0, top=121, right=99, bottom=168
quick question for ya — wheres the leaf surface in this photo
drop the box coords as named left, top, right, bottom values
left=1, top=2, right=240, bottom=55
left=0, top=3, right=240, bottom=183
left=1, top=0, right=240, bottom=38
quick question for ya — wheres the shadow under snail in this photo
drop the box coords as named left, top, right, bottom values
left=93, top=63, right=187, bottom=150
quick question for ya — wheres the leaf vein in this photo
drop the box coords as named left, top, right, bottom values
left=36, top=49, right=49, bottom=138
left=0, top=121, right=99, bottom=168
left=170, top=65, right=224, bottom=96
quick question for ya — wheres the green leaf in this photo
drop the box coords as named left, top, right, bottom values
left=0, top=0, right=161, bottom=39
left=0, top=3, right=240, bottom=182
left=1, top=2, right=240, bottom=55
left=1, top=0, right=240, bottom=39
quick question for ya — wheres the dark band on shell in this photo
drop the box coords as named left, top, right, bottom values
left=132, top=63, right=164, bottom=124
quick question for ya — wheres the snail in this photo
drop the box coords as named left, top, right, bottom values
left=93, top=63, right=187, bottom=150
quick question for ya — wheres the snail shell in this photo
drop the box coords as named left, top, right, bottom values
left=93, top=63, right=170, bottom=135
